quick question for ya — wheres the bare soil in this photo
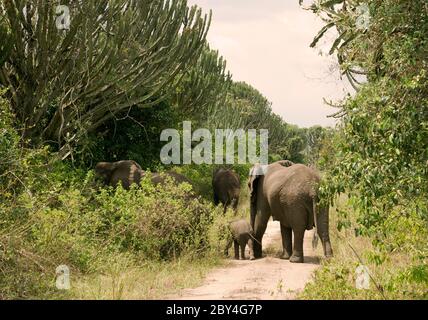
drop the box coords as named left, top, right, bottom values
left=171, top=221, right=320, bottom=300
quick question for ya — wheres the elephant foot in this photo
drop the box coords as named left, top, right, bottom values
left=249, top=256, right=255, bottom=260
left=289, top=255, right=304, bottom=263
left=280, top=251, right=292, bottom=260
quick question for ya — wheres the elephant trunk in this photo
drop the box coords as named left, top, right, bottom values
left=250, top=202, right=262, bottom=258
left=317, top=205, right=333, bottom=258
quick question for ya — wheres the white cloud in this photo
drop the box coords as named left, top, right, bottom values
left=188, top=0, right=353, bottom=127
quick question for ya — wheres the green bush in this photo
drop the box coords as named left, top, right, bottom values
left=0, top=90, right=19, bottom=177
left=302, top=0, right=428, bottom=300
left=90, top=177, right=221, bottom=259
left=0, top=102, right=226, bottom=298
left=300, top=196, right=428, bottom=300
left=1, top=167, right=226, bottom=298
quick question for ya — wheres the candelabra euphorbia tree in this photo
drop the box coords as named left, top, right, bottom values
left=0, top=0, right=211, bottom=155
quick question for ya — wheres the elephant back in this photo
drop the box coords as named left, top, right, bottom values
left=274, top=164, right=320, bottom=198
left=213, top=168, right=241, bottom=206
left=213, top=168, right=240, bottom=189
left=229, top=219, right=253, bottom=238
left=264, top=163, right=320, bottom=225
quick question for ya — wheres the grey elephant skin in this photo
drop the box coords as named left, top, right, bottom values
left=95, top=160, right=192, bottom=189
left=225, top=219, right=255, bottom=260
left=248, top=160, right=333, bottom=263
left=212, top=168, right=240, bottom=213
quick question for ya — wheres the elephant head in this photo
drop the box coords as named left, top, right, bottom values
left=94, top=161, right=118, bottom=185
left=94, top=160, right=143, bottom=189
left=247, top=160, right=294, bottom=202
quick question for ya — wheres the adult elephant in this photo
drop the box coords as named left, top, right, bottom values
left=95, top=160, right=192, bottom=189
left=248, top=160, right=333, bottom=263
left=212, top=168, right=240, bottom=213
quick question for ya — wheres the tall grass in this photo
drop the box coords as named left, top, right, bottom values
left=300, top=195, right=428, bottom=300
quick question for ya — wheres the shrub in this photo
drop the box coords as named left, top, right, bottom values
left=0, top=108, right=226, bottom=298
left=91, top=176, right=222, bottom=259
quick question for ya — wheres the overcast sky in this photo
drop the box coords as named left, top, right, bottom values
left=187, top=0, right=354, bottom=128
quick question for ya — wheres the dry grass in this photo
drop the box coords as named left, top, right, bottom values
left=300, top=195, right=428, bottom=299
left=69, top=255, right=224, bottom=300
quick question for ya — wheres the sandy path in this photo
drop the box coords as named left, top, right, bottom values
left=172, top=221, right=320, bottom=300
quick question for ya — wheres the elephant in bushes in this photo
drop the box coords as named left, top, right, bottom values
left=212, top=168, right=240, bottom=213
left=95, top=160, right=192, bottom=189
left=248, top=160, right=333, bottom=263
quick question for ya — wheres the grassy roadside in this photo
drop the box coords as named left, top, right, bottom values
left=68, top=181, right=252, bottom=300
left=0, top=158, right=232, bottom=299
left=67, top=255, right=224, bottom=299
left=300, top=196, right=428, bottom=300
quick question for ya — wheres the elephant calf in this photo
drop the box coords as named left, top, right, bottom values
left=95, top=160, right=142, bottom=189
left=225, top=219, right=255, bottom=260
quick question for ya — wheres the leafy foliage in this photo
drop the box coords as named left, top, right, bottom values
left=0, top=0, right=210, bottom=152
left=309, top=0, right=428, bottom=243
left=213, top=81, right=308, bottom=163
left=303, top=0, right=428, bottom=299
left=0, top=97, right=226, bottom=298
left=302, top=126, right=334, bottom=167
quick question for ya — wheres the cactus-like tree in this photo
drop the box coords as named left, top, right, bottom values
left=172, top=44, right=232, bottom=125
left=0, top=0, right=210, bottom=155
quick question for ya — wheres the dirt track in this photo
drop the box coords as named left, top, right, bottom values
left=172, top=221, right=320, bottom=300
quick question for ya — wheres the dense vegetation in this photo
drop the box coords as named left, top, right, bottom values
left=0, top=0, right=319, bottom=299
left=1, top=0, right=425, bottom=300
left=301, top=0, right=428, bottom=299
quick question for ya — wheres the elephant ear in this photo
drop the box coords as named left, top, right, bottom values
left=129, top=160, right=142, bottom=170
left=248, top=165, right=261, bottom=203
left=95, top=162, right=117, bottom=184
left=95, top=162, right=113, bottom=176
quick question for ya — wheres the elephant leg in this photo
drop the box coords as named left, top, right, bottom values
left=280, top=225, right=293, bottom=259
left=317, top=206, right=333, bottom=258
left=240, top=243, right=246, bottom=260
left=247, top=239, right=255, bottom=260
left=253, top=212, right=269, bottom=258
left=223, top=199, right=229, bottom=213
left=224, top=237, right=233, bottom=257
left=214, top=193, right=219, bottom=206
left=233, top=240, right=239, bottom=260
left=290, top=228, right=305, bottom=263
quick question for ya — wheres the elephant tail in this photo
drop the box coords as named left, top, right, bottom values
left=312, top=198, right=319, bottom=250
left=248, top=232, right=262, bottom=246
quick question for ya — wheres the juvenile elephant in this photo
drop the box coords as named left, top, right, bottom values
left=95, top=160, right=143, bottom=189
left=95, top=160, right=192, bottom=190
left=212, top=168, right=240, bottom=213
left=248, top=160, right=333, bottom=263
left=225, top=219, right=255, bottom=260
